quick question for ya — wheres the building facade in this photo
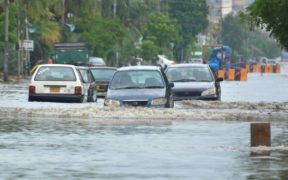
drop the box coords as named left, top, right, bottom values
left=207, top=0, right=252, bottom=22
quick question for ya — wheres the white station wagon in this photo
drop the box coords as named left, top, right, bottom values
left=28, top=64, right=97, bottom=103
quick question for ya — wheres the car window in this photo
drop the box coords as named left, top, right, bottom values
left=166, top=66, right=214, bottom=82
left=91, top=69, right=116, bottom=81
left=88, top=57, right=106, bottom=66
left=34, top=66, right=76, bottom=81
left=78, top=69, right=90, bottom=83
left=110, top=70, right=165, bottom=89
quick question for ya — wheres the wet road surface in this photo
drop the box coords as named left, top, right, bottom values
left=0, top=73, right=288, bottom=179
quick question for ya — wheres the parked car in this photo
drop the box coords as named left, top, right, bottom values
left=165, top=64, right=223, bottom=101
left=28, top=64, right=97, bottom=103
left=90, top=67, right=117, bottom=97
left=267, top=59, right=277, bottom=65
left=86, top=57, right=106, bottom=67
left=104, top=66, right=174, bottom=108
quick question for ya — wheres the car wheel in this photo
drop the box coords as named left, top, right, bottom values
left=216, top=93, right=221, bottom=101
left=169, top=100, right=174, bottom=108
left=167, top=95, right=174, bottom=108
left=88, top=88, right=97, bottom=102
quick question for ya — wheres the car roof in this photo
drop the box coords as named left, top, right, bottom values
left=89, top=66, right=117, bottom=70
left=117, top=65, right=161, bottom=71
left=75, top=66, right=90, bottom=70
left=167, top=63, right=209, bottom=68
left=38, top=64, right=75, bottom=68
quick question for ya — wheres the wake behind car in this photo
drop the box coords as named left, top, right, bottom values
left=90, top=67, right=117, bottom=97
left=28, top=64, right=97, bottom=103
left=104, top=66, right=174, bottom=108
left=165, top=64, right=223, bottom=101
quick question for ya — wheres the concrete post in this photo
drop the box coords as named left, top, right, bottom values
left=251, top=122, right=271, bottom=147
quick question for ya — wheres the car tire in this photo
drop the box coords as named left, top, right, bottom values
left=216, top=93, right=221, bottom=101
left=88, top=88, right=97, bottom=102
left=166, top=95, right=174, bottom=108
left=169, top=100, right=174, bottom=108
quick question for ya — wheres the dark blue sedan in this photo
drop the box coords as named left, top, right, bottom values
left=104, top=66, right=174, bottom=108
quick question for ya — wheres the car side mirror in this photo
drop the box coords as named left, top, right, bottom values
left=169, top=82, right=174, bottom=87
left=216, top=77, right=223, bottom=82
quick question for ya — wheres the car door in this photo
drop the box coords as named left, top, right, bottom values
left=77, top=68, right=93, bottom=102
left=161, top=68, right=174, bottom=108
left=87, top=69, right=97, bottom=101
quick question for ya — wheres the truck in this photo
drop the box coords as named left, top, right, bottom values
left=54, top=43, right=89, bottom=65
left=188, top=51, right=203, bottom=64
left=207, top=45, right=232, bottom=73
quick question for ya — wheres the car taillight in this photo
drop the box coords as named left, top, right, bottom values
left=74, top=86, right=82, bottom=95
left=29, top=85, right=35, bottom=94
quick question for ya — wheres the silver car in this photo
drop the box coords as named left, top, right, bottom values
left=165, top=64, right=223, bottom=101
left=104, top=66, right=174, bottom=108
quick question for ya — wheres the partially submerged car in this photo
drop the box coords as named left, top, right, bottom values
left=165, top=64, right=222, bottom=101
left=104, top=66, right=174, bottom=108
left=90, top=67, right=117, bottom=97
left=28, top=64, right=97, bottom=102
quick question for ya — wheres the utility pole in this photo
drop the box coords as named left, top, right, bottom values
left=3, top=0, right=9, bottom=82
left=24, top=18, right=30, bottom=77
left=113, top=0, right=117, bottom=18
left=16, top=0, right=21, bottom=81
left=113, top=0, right=118, bottom=66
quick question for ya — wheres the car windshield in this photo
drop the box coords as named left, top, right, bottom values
left=267, top=60, right=276, bottom=65
left=90, top=68, right=116, bottom=81
left=34, top=66, right=76, bottom=81
left=166, top=66, right=214, bottom=82
left=109, top=70, right=165, bottom=90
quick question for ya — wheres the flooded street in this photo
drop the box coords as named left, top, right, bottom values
left=1, top=118, right=288, bottom=179
left=1, top=73, right=288, bottom=179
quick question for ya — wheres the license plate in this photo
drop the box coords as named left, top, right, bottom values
left=96, top=85, right=103, bottom=91
left=50, top=87, right=60, bottom=93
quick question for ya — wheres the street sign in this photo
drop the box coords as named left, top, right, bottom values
left=21, top=40, right=34, bottom=51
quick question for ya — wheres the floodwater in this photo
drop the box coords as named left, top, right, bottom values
left=221, top=73, right=288, bottom=102
left=0, top=73, right=288, bottom=179
left=1, top=117, right=288, bottom=179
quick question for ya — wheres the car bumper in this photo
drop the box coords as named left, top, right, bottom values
left=97, top=91, right=107, bottom=97
left=29, top=94, right=84, bottom=102
left=173, top=95, right=218, bottom=101
left=96, top=84, right=108, bottom=97
left=104, top=100, right=167, bottom=108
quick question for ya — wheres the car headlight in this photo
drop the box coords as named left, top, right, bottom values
left=201, top=88, right=216, bottom=96
left=151, top=98, right=167, bottom=105
left=104, top=99, right=120, bottom=106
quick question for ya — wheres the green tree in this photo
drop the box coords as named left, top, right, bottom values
left=168, top=0, right=208, bottom=61
left=221, top=14, right=247, bottom=53
left=20, top=0, right=62, bottom=47
left=0, top=1, right=18, bottom=76
left=140, top=40, right=159, bottom=61
left=221, top=13, right=281, bottom=60
left=245, top=0, right=288, bottom=50
left=76, top=17, right=131, bottom=66
left=116, top=0, right=162, bottom=38
left=141, top=13, right=180, bottom=59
